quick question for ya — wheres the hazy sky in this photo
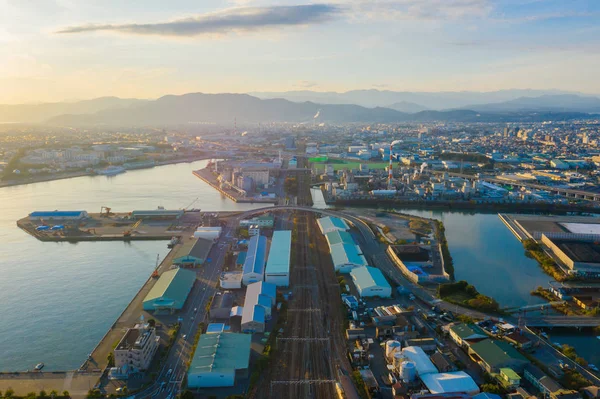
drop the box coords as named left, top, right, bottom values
left=1, top=0, right=599, bottom=103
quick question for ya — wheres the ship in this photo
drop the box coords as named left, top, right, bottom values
left=34, top=363, right=44, bottom=371
left=96, top=166, right=126, bottom=176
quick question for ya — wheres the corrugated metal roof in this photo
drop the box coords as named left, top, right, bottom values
left=188, top=333, right=251, bottom=375
left=265, top=230, right=291, bottom=275
left=330, top=243, right=368, bottom=268
left=325, top=230, right=355, bottom=246
left=401, top=346, right=439, bottom=375
left=470, top=339, right=528, bottom=368
left=317, top=216, right=349, bottom=233
left=420, top=371, right=479, bottom=394
left=350, top=266, right=391, bottom=291
left=241, top=281, right=276, bottom=325
left=143, top=268, right=196, bottom=305
left=29, top=211, right=86, bottom=217
left=242, top=235, right=267, bottom=276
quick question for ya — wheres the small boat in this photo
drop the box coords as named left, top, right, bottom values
left=34, top=363, right=44, bottom=371
left=167, top=237, right=179, bottom=248
left=589, top=364, right=599, bottom=372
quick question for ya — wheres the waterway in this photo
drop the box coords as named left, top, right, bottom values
left=0, top=160, right=263, bottom=371
left=310, top=189, right=600, bottom=366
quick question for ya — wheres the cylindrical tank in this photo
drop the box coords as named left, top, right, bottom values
left=393, top=352, right=405, bottom=371
left=385, top=340, right=401, bottom=358
left=399, top=361, right=417, bottom=383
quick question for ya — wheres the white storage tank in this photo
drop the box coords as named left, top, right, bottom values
left=393, top=352, right=405, bottom=371
left=385, top=340, right=401, bottom=358
left=399, top=360, right=417, bottom=383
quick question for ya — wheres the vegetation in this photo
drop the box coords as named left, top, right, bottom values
left=409, top=219, right=431, bottom=235
left=560, top=344, right=588, bottom=366
left=530, top=287, right=574, bottom=315
left=284, top=177, right=299, bottom=196
left=351, top=370, right=371, bottom=399
left=561, top=369, right=591, bottom=390
left=177, top=391, right=194, bottom=399
left=107, top=352, right=115, bottom=367
left=434, top=220, right=455, bottom=280
left=522, top=239, right=566, bottom=281
left=147, top=318, right=156, bottom=327
left=480, top=383, right=505, bottom=394
left=438, top=280, right=501, bottom=313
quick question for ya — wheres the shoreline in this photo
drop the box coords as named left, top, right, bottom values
left=0, top=155, right=212, bottom=189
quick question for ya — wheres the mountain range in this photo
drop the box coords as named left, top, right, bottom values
left=0, top=90, right=598, bottom=126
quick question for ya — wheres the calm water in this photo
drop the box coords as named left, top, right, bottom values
left=0, top=160, right=263, bottom=371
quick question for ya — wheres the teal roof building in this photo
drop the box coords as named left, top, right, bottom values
left=143, top=268, right=196, bottom=312
left=350, top=266, right=392, bottom=298
left=265, top=230, right=291, bottom=286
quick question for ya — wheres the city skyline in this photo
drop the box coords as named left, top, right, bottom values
left=1, top=0, right=599, bottom=103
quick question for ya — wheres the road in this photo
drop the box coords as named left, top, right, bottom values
left=133, top=216, right=242, bottom=399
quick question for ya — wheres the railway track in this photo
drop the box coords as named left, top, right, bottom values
left=257, top=212, right=347, bottom=399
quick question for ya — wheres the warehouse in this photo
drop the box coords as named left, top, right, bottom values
left=173, top=237, right=213, bottom=266
left=187, top=332, right=252, bottom=388
left=241, top=281, right=276, bottom=333
left=29, top=210, right=89, bottom=221
left=325, top=230, right=355, bottom=247
left=242, top=235, right=267, bottom=285
left=541, top=234, right=600, bottom=276
left=143, top=268, right=196, bottom=312
left=448, top=323, right=488, bottom=348
left=193, top=226, right=222, bottom=240
left=317, top=216, right=350, bottom=234
left=468, top=339, right=529, bottom=373
left=331, top=242, right=369, bottom=273
left=265, top=230, right=291, bottom=286
left=350, top=266, right=392, bottom=298
left=131, top=209, right=184, bottom=220
left=420, top=372, right=480, bottom=396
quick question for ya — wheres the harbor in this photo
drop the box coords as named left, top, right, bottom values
left=192, top=168, right=278, bottom=204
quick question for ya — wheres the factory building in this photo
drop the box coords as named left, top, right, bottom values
left=187, top=332, right=251, bottom=388
left=242, top=235, right=268, bottom=285
left=142, top=268, right=196, bottom=313
left=331, top=242, right=369, bottom=273
left=350, top=266, right=392, bottom=298
left=541, top=234, right=600, bottom=276
left=448, top=323, right=488, bottom=348
left=420, top=372, right=480, bottom=396
left=219, top=271, right=243, bottom=289
left=240, top=281, right=276, bottom=333
left=113, top=323, right=159, bottom=372
left=317, top=216, right=350, bottom=234
left=325, top=230, right=355, bottom=247
left=468, top=339, right=529, bottom=373
left=265, top=230, right=291, bottom=286
left=29, top=210, right=89, bottom=221
left=401, top=346, right=438, bottom=376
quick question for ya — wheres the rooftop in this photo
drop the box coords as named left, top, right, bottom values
left=351, top=266, right=391, bottom=290
left=317, top=216, right=350, bottom=232
left=143, top=267, right=196, bottom=305
left=242, top=235, right=267, bottom=276
left=420, top=372, right=479, bottom=395
left=188, top=333, right=251, bottom=375
left=552, top=239, right=600, bottom=263
left=265, top=230, right=291, bottom=275
left=325, top=230, right=355, bottom=246
left=449, top=323, right=487, bottom=339
left=470, top=339, right=528, bottom=367
left=331, top=242, right=368, bottom=267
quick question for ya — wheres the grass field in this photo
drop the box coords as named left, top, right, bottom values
left=312, top=161, right=389, bottom=172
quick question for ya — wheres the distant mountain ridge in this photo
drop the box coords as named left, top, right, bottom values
left=0, top=97, right=146, bottom=123
left=249, top=88, right=591, bottom=110
left=462, top=94, right=600, bottom=113
left=45, top=93, right=592, bottom=126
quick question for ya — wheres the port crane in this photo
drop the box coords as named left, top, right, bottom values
left=123, top=219, right=142, bottom=237
left=151, top=254, right=160, bottom=278
left=100, top=206, right=112, bottom=217
left=183, top=197, right=199, bottom=211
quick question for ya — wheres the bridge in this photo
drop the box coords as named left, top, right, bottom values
left=433, top=171, right=600, bottom=203
left=503, top=301, right=565, bottom=314
left=522, top=316, right=600, bottom=328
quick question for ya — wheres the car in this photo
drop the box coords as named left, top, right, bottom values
left=167, top=368, right=173, bottom=376
left=182, top=334, right=187, bottom=340
left=194, top=307, right=198, bottom=312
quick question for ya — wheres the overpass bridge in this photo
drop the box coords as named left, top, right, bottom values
left=503, top=301, right=565, bottom=314
left=522, top=315, right=600, bottom=328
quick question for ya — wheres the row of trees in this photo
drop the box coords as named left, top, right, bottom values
left=0, top=390, right=70, bottom=399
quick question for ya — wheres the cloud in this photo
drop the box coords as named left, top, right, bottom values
left=345, top=0, right=492, bottom=21
left=295, top=80, right=318, bottom=88
left=56, top=4, right=341, bottom=37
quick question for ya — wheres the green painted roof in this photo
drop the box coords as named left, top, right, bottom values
left=144, top=268, right=196, bottom=304
left=449, top=323, right=487, bottom=339
left=188, top=333, right=251, bottom=375
left=500, top=368, right=521, bottom=380
left=470, top=339, right=527, bottom=367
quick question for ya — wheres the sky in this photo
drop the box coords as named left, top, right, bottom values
left=0, top=0, right=599, bottom=103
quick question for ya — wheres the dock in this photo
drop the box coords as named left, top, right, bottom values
left=17, top=211, right=203, bottom=242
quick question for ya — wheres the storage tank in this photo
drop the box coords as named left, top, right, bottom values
left=399, top=360, right=417, bottom=383
left=385, top=340, right=401, bottom=358
left=392, top=352, right=405, bottom=371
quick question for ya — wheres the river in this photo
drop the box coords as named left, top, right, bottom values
left=0, top=160, right=262, bottom=371
left=0, top=175, right=597, bottom=371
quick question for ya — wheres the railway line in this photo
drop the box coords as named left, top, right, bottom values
left=257, top=211, right=350, bottom=399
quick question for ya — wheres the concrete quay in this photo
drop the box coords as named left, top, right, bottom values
left=0, top=372, right=100, bottom=399
left=192, top=169, right=277, bottom=204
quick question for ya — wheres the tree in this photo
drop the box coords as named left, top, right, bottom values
left=5, top=388, right=14, bottom=398
left=179, top=391, right=195, bottom=399
left=50, top=390, right=58, bottom=398
left=62, top=391, right=70, bottom=398
left=39, top=390, right=48, bottom=398
left=147, top=318, right=156, bottom=327
left=107, top=352, right=115, bottom=367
